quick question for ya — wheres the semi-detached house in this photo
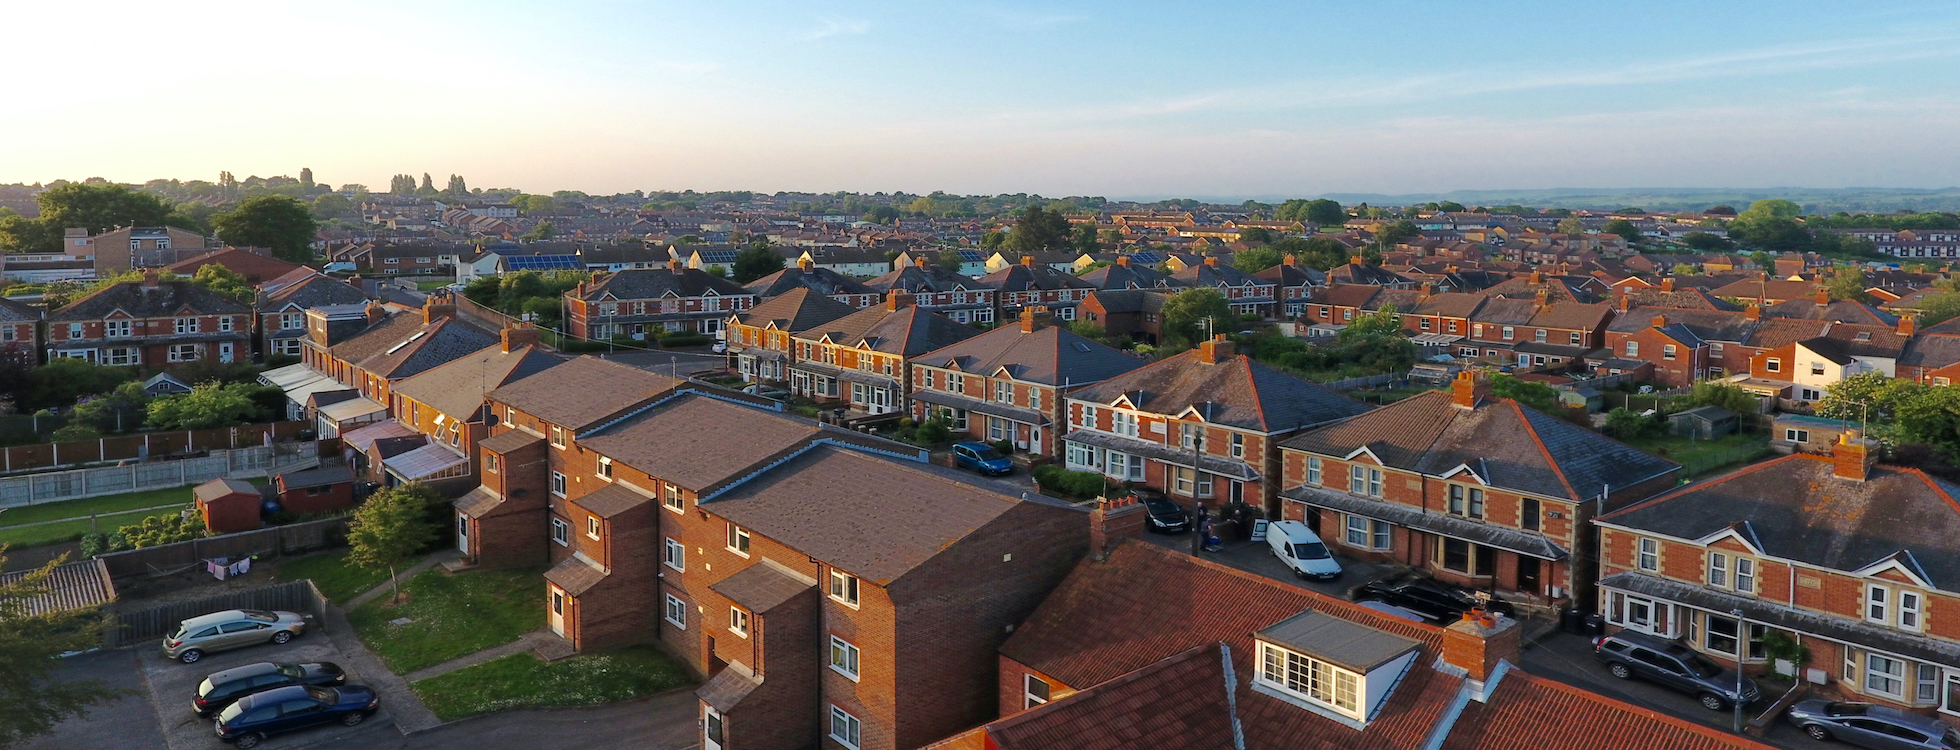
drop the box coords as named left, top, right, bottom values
left=47, top=270, right=250, bottom=368
left=565, top=260, right=756, bottom=339
left=909, top=307, right=1143, bottom=458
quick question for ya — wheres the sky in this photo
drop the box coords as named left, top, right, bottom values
left=5, top=0, right=1960, bottom=199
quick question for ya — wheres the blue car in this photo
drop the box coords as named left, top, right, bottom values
left=952, top=442, right=1013, bottom=476
left=214, top=684, right=378, bottom=748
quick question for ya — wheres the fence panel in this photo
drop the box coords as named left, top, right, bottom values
left=94, top=517, right=352, bottom=581
left=109, top=580, right=326, bottom=648
left=0, top=447, right=320, bottom=510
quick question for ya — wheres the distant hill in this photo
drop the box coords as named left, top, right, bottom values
left=1314, top=187, right=1960, bottom=214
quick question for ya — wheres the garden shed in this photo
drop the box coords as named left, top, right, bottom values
left=192, top=477, right=261, bottom=534
left=1668, top=405, right=1737, bottom=441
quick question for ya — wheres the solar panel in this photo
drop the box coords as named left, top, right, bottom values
left=504, top=255, right=582, bottom=271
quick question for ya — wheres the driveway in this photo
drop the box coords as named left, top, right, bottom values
left=1138, top=529, right=1395, bottom=599
left=402, top=690, right=700, bottom=750
left=1522, top=630, right=1835, bottom=750
left=21, top=649, right=167, bottom=750
left=137, top=628, right=397, bottom=750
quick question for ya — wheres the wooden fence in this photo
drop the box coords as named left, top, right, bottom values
left=95, top=516, right=352, bottom=582
left=0, top=421, right=310, bottom=475
left=108, top=580, right=328, bottom=648
left=0, top=444, right=319, bottom=509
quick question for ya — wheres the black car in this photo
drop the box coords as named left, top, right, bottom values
left=1352, top=577, right=1514, bottom=623
left=194, top=661, right=347, bottom=716
left=215, top=684, right=378, bottom=749
left=1133, top=491, right=1190, bottom=534
left=1594, top=631, right=1760, bottom=711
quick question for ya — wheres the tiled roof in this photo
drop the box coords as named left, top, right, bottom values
left=793, top=304, right=980, bottom=356
left=979, top=263, right=1097, bottom=293
left=1325, top=263, right=1411, bottom=286
left=1068, top=348, right=1370, bottom=432
left=731, top=287, right=856, bottom=331
left=1709, top=277, right=1820, bottom=302
left=477, top=428, right=542, bottom=454
left=1762, top=298, right=1897, bottom=325
left=1900, top=334, right=1960, bottom=369
left=1741, top=317, right=1829, bottom=350
left=1607, top=308, right=1756, bottom=343
left=165, top=247, right=303, bottom=283
left=488, top=356, right=681, bottom=431
left=1525, top=301, right=1612, bottom=331
left=543, top=554, right=607, bottom=596
left=1601, top=454, right=1960, bottom=587
left=50, top=280, right=250, bottom=321
left=912, top=323, right=1144, bottom=387
left=580, top=393, right=825, bottom=491
left=743, top=266, right=878, bottom=299
left=977, top=644, right=1239, bottom=750
left=1078, top=262, right=1181, bottom=291
left=257, top=271, right=371, bottom=313
left=709, top=558, right=816, bottom=613
left=392, top=345, right=563, bottom=420
left=350, top=316, right=499, bottom=382
left=1085, top=288, right=1173, bottom=314
left=1280, top=390, right=1679, bottom=503
left=574, top=267, right=750, bottom=300
left=862, top=264, right=994, bottom=294
left=1444, top=668, right=1778, bottom=750
left=571, top=482, right=652, bottom=518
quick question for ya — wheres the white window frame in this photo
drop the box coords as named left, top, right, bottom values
left=1901, top=590, right=1923, bottom=632
left=597, top=456, right=613, bottom=480
left=1867, top=653, right=1907, bottom=699
left=586, top=515, right=601, bottom=540
left=828, top=706, right=861, bottom=750
left=664, top=594, right=687, bottom=629
left=664, top=538, right=684, bottom=571
left=550, top=517, right=569, bottom=546
left=829, top=570, right=860, bottom=608
left=1734, top=557, right=1755, bottom=594
left=1867, top=584, right=1891, bottom=625
left=551, top=471, right=567, bottom=497
left=726, top=523, right=751, bottom=557
left=729, top=607, right=750, bottom=638
left=663, top=483, right=684, bottom=513
left=829, top=635, right=860, bottom=681
left=1307, top=456, right=1322, bottom=485
left=1345, top=515, right=1390, bottom=550
left=1024, top=674, right=1052, bottom=708
left=175, top=317, right=196, bottom=334
left=1256, top=642, right=1362, bottom=719
left=1707, top=551, right=1728, bottom=588
left=1637, top=538, right=1659, bottom=571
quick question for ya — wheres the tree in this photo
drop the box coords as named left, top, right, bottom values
left=1603, top=219, right=1643, bottom=244
left=1670, top=264, right=1702, bottom=276
left=1556, top=217, right=1587, bottom=235
left=1681, top=232, right=1732, bottom=251
left=1817, top=371, right=1917, bottom=423
left=1437, top=201, right=1467, bottom=212
left=298, top=167, right=314, bottom=191
left=417, top=173, right=437, bottom=196
left=1920, top=293, right=1960, bottom=327
left=1603, top=408, right=1660, bottom=439
left=1004, top=205, right=1073, bottom=255
left=1070, top=224, right=1100, bottom=254
left=0, top=183, right=176, bottom=253
left=936, top=247, right=966, bottom=272
left=390, top=174, right=417, bottom=195
left=1267, top=237, right=1349, bottom=271
left=191, top=264, right=254, bottom=303
left=1232, top=246, right=1284, bottom=273
left=979, top=230, right=1006, bottom=250
left=520, top=221, right=556, bottom=242
left=1373, top=220, right=1419, bottom=246
left=28, top=358, right=136, bottom=412
left=1690, top=380, right=1760, bottom=416
left=1706, top=205, right=1738, bottom=216
left=1487, top=373, right=1560, bottom=412
left=211, top=195, right=318, bottom=263
left=69, top=381, right=150, bottom=433
left=1160, top=288, right=1235, bottom=347
left=146, top=382, right=261, bottom=430
left=733, top=241, right=785, bottom=283
left=704, top=264, right=728, bottom=279
left=1823, top=267, right=1871, bottom=303
left=1744, top=199, right=1802, bottom=219
left=1896, top=387, right=1960, bottom=459
left=511, top=194, right=554, bottom=213
left=445, top=174, right=467, bottom=196
left=0, top=552, right=119, bottom=747
left=346, top=484, right=441, bottom=604
left=311, top=193, right=352, bottom=219
left=1238, top=227, right=1274, bottom=244
left=1304, top=199, right=1346, bottom=227
left=861, top=205, right=901, bottom=224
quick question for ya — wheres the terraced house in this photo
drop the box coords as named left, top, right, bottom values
left=254, top=268, right=371, bottom=358
left=1168, top=255, right=1279, bottom=318
left=459, top=356, right=1088, bottom=750
left=565, top=259, right=756, bottom=339
left=47, top=270, right=250, bottom=368
left=1595, top=434, right=1960, bottom=715
left=864, top=257, right=998, bottom=325
left=1061, top=336, right=1371, bottom=515
left=979, top=255, right=1096, bottom=322
left=784, top=293, right=978, bottom=415
left=909, top=307, right=1142, bottom=458
left=724, top=289, right=859, bottom=385
left=1278, top=372, right=1679, bottom=609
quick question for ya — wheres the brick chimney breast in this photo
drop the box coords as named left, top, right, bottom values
left=1900, top=316, right=1916, bottom=336
left=1197, top=334, right=1235, bottom=364
left=1443, top=612, right=1522, bottom=682
left=1204, top=256, right=1219, bottom=267
left=1451, top=369, right=1487, bottom=409
left=1833, top=430, right=1879, bottom=481
left=142, top=269, right=160, bottom=287
left=915, top=255, right=931, bottom=269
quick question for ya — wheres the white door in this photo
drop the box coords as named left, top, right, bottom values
left=1030, top=426, right=1042, bottom=455
left=456, top=513, right=470, bottom=554
left=549, top=587, right=566, bottom=636
left=703, top=705, right=725, bottom=750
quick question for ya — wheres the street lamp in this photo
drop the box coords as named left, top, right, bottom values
left=1732, top=607, right=1746, bottom=733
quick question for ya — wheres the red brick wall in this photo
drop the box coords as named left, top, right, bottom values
left=278, top=483, right=353, bottom=515
left=726, top=589, right=820, bottom=750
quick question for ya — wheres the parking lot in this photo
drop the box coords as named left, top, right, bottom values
left=138, top=627, right=396, bottom=750
left=1139, top=529, right=1396, bottom=599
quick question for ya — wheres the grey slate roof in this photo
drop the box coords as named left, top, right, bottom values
left=50, top=280, right=249, bottom=321
left=710, top=559, right=817, bottom=613
left=571, top=482, right=653, bottom=518
left=575, top=267, right=750, bottom=301
left=1068, top=348, right=1370, bottom=433
left=1602, top=572, right=1960, bottom=667
left=731, top=287, right=856, bottom=331
left=1280, top=390, right=1679, bottom=503
left=912, top=323, right=1144, bottom=387
left=392, top=344, right=563, bottom=420
left=488, top=356, right=681, bottom=431
left=744, top=267, right=877, bottom=300
left=257, top=271, right=370, bottom=314
left=793, top=304, right=980, bottom=356
left=1256, top=610, right=1421, bottom=674
left=863, top=264, right=995, bottom=294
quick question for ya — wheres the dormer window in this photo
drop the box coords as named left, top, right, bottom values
left=1252, top=611, right=1419, bottom=726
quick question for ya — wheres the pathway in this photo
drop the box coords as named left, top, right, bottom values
left=403, top=629, right=557, bottom=682
left=344, top=548, right=463, bottom=609
left=0, top=502, right=182, bottom=530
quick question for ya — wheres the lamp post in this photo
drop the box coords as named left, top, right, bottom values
left=1732, top=607, right=1746, bottom=733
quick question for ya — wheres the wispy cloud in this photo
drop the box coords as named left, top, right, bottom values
left=803, top=18, right=869, bottom=41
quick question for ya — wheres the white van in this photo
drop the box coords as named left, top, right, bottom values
left=1266, top=520, right=1343, bottom=580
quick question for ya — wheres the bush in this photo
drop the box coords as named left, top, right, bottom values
left=914, top=419, right=950, bottom=446
left=992, top=440, right=1014, bottom=455
left=1032, top=465, right=1110, bottom=498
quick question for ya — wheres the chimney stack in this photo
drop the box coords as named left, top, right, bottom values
left=1661, top=277, right=1674, bottom=292
left=1020, top=306, right=1052, bottom=333
left=142, top=269, right=160, bottom=287
left=1088, top=494, right=1148, bottom=561
left=1442, top=610, right=1522, bottom=683
left=1746, top=304, right=1762, bottom=321
left=1419, top=282, right=1434, bottom=299
left=502, top=321, right=540, bottom=352
left=364, top=300, right=387, bottom=327
left=1196, top=334, right=1236, bottom=364
left=1651, top=314, right=1667, bottom=328
left=886, top=290, right=915, bottom=311
left=1529, top=270, right=1542, bottom=284
left=1833, top=430, right=1879, bottom=481
left=1283, top=254, right=1298, bottom=267
left=423, top=290, right=456, bottom=323
left=1349, top=255, right=1365, bottom=266
left=1204, top=256, right=1219, bottom=267
left=1116, top=255, right=1131, bottom=267
left=799, top=257, right=814, bottom=271
left=915, top=255, right=931, bottom=269
left=1534, top=287, right=1550, bottom=310
left=1617, top=294, right=1630, bottom=312
left=1451, top=369, right=1488, bottom=409
left=1900, top=315, right=1917, bottom=336
left=1021, top=255, right=1036, bottom=267
left=1815, top=289, right=1831, bottom=306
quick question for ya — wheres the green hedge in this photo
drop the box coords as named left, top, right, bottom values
left=1032, top=465, right=1110, bottom=499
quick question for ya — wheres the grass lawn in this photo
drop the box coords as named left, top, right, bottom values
left=411, top=645, right=692, bottom=722
left=0, top=485, right=197, bottom=528
left=349, top=566, right=546, bottom=674
left=272, top=551, right=390, bottom=602
left=1623, top=431, right=1773, bottom=476
left=0, top=507, right=187, bottom=547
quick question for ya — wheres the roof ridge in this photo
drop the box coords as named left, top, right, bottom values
left=1507, top=399, right=1582, bottom=502
left=1597, top=452, right=1809, bottom=521
left=1114, top=541, right=1446, bottom=640
left=1499, top=669, right=1783, bottom=749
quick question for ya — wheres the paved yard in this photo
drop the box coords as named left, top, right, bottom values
left=136, top=626, right=397, bottom=750
left=1139, top=529, right=1395, bottom=599
left=21, top=649, right=167, bottom=750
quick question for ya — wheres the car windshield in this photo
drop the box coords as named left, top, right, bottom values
left=1943, top=728, right=1960, bottom=746
left=1145, top=499, right=1181, bottom=516
left=1687, top=654, right=1724, bottom=678
left=217, top=701, right=248, bottom=722
left=197, top=678, right=215, bottom=697
left=304, top=686, right=335, bottom=703
left=1295, top=542, right=1330, bottom=560
left=242, top=611, right=278, bottom=623
left=280, top=664, right=304, bottom=678
left=1824, top=702, right=1871, bottom=717
left=969, top=446, right=1003, bottom=461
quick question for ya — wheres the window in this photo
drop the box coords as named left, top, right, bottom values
left=726, top=524, right=751, bottom=557
left=1811, top=361, right=1825, bottom=376
left=597, top=456, right=613, bottom=480
left=729, top=607, right=750, bottom=637
left=105, top=320, right=130, bottom=337
left=664, top=538, right=684, bottom=571
left=1534, top=329, right=1547, bottom=343
left=1345, top=515, right=1390, bottom=550
left=551, top=471, right=567, bottom=497
left=919, top=369, right=935, bottom=389
left=1106, top=451, right=1144, bottom=481
left=1868, top=653, right=1906, bottom=698
left=1172, top=468, right=1214, bottom=498
left=1178, top=423, right=1199, bottom=450
left=1024, top=675, right=1051, bottom=709
left=1569, top=332, right=1582, bottom=345
left=664, top=594, right=687, bottom=629
left=549, top=425, right=565, bottom=448
left=1902, top=591, right=1923, bottom=631
left=1348, top=465, right=1382, bottom=497
left=1079, top=404, right=1095, bottom=427
left=168, top=344, right=199, bottom=362
left=175, top=317, right=196, bottom=334
left=1439, top=538, right=1494, bottom=576
left=829, top=636, right=860, bottom=680
left=1447, top=485, right=1483, bottom=519
left=829, top=570, right=860, bottom=607
left=1707, top=552, right=1728, bottom=587
left=66, top=323, right=82, bottom=339
left=663, top=483, right=683, bottom=512
left=1029, top=389, right=1041, bottom=411
left=1765, top=358, right=1781, bottom=373
left=829, top=706, right=861, bottom=749
left=1521, top=498, right=1540, bottom=531
left=1626, top=341, right=1639, bottom=357
left=1869, top=585, right=1891, bottom=624
left=1637, top=538, right=1659, bottom=571
left=1663, top=344, right=1676, bottom=360
left=1113, top=411, right=1138, bottom=437
left=1920, top=664, right=1941, bottom=704
left=218, top=316, right=233, bottom=332
left=586, top=515, right=600, bottom=540
left=995, top=380, right=1011, bottom=403
left=104, top=347, right=138, bottom=366
left=1705, top=614, right=1741, bottom=656
left=1258, top=643, right=1360, bottom=718
left=1502, top=326, right=1514, bottom=340
left=1784, top=428, right=1810, bottom=443
left=1306, top=457, right=1322, bottom=485
left=550, top=517, right=569, bottom=546
left=1734, top=557, right=1755, bottom=593
left=1230, top=433, right=1245, bottom=459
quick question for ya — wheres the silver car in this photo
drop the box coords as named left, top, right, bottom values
left=1788, top=700, right=1960, bottom=749
left=162, top=610, right=307, bottom=664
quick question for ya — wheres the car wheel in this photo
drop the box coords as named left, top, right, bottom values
left=179, top=649, right=203, bottom=664
left=1607, top=663, right=1632, bottom=680
left=235, top=734, right=263, bottom=749
left=341, top=712, right=366, bottom=727
left=1698, top=693, right=1726, bottom=711
left=271, top=631, right=293, bottom=645
left=1803, top=724, right=1831, bottom=741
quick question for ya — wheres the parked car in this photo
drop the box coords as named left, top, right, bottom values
left=194, top=662, right=347, bottom=716
left=1787, top=700, right=1960, bottom=748
left=1351, top=576, right=1515, bottom=623
left=1265, top=520, right=1342, bottom=580
left=1592, top=631, right=1760, bottom=711
left=163, top=610, right=308, bottom=664
left=951, top=442, right=1013, bottom=476
left=1355, top=600, right=1429, bottom=623
left=1132, top=490, right=1189, bottom=534
left=741, top=384, right=789, bottom=400
left=214, top=684, right=378, bottom=748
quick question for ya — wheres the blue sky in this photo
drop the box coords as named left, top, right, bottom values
left=6, top=0, right=1960, bottom=197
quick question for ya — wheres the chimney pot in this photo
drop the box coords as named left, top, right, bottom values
left=1442, top=611, right=1522, bottom=682
left=1197, top=334, right=1235, bottom=364
left=914, top=255, right=930, bottom=269
left=1833, top=430, right=1879, bottom=481
left=1283, top=254, right=1298, bottom=267
left=1088, top=495, right=1148, bottom=561
left=668, top=257, right=684, bottom=271
left=502, top=321, right=540, bottom=352
left=1020, top=306, right=1053, bottom=333
left=1452, top=369, right=1488, bottom=409
left=1900, top=316, right=1917, bottom=336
